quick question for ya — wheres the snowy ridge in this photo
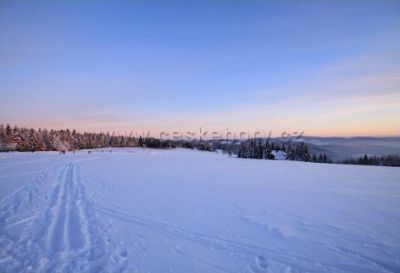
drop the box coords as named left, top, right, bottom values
left=0, top=163, right=127, bottom=273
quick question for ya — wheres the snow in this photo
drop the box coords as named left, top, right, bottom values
left=271, top=150, right=286, bottom=160
left=0, top=148, right=399, bottom=273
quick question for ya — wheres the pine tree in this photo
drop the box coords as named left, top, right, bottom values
left=5, top=124, right=11, bottom=136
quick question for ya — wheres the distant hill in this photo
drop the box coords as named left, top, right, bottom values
left=302, top=136, right=400, bottom=161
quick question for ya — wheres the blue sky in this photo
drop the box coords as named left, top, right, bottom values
left=1, top=0, right=399, bottom=136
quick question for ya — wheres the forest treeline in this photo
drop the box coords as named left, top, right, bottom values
left=0, top=124, right=315, bottom=161
left=342, top=154, right=400, bottom=167
left=1, top=124, right=399, bottom=166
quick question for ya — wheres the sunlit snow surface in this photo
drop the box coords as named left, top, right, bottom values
left=0, top=148, right=399, bottom=273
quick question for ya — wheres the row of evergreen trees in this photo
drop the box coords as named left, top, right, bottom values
left=342, top=154, right=400, bottom=167
left=0, top=124, right=220, bottom=152
left=0, top=124, right=214, bottom=152
left=0, top=124, right=144, bottom=151
left=2, top=124, right=399, bottom=166
left=235, top=139, right=312, bottom=161
left=0, top=124, right=313, bottom=162
left=237, top=139, right=280, bottom=159
left=312, top=153, right=333, bottom=163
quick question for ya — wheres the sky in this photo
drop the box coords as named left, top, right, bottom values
left=1, top=0, right=399, bottom=137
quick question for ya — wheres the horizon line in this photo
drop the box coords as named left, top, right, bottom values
left=1, top=123, right=399, bottom=139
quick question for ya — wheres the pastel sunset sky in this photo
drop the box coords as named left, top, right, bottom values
left=1, top=0, right=399, bottom=137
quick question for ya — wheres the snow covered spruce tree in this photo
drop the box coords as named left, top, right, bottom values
left=286, top=142, right=312, bottom=162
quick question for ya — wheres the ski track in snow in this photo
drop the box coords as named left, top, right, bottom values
left=0, top=162, right=127, bottom=273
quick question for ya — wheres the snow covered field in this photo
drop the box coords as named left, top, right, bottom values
left=0, top=148, right=399, bottom=273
